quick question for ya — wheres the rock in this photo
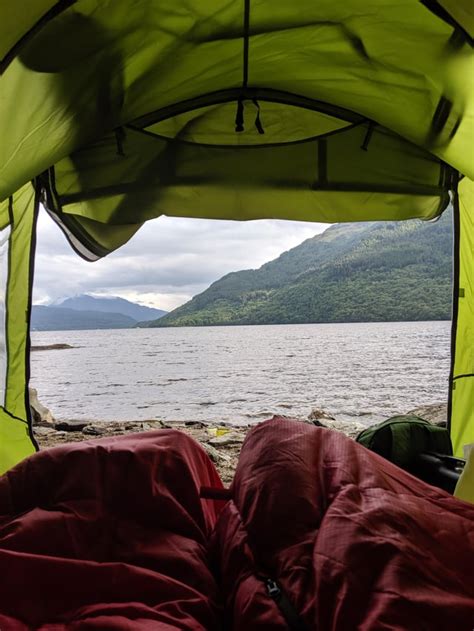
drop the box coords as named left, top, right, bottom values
left=29, top=387, right=55, bottom=424
left=33, top=426, right=56, bottom=436
left=203, top=443, right=232, bottom=463
left=159, top=421, right=172, bottom=429
left=185, top=421, right=206, bottom=428
left=82, top=425, right=107, bottom=435
left=309, top=419, right=327, bottom=428
left=322, top=418, right=366, bottom=438
left=208, top=432, right=245, bottom=447
left=308, top=408, right=335, bottom=423
left=31, top=344, right=74, bottom=351
left=54, top=420, right=89, bottom=432
left=407, top=403, right=447, bottom=427
left=124, top=422, right=141, bottom=430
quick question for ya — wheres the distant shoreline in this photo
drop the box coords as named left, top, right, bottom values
left=32, top=319, right=452, bottom=334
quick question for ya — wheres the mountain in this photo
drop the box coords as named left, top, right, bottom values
left=31, top=306, right=137, bottom=331
left=32, top=295, right=167, bottom=331
left=146, top=213, right=452, bottom=327
left=56, top=295, right=167, bottom=321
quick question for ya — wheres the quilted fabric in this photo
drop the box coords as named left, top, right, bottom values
left=211, top=417, right=474, bottom=630
left=1, top=419, right=473, bottom=629
left=0, top=430, right=223, bottom=630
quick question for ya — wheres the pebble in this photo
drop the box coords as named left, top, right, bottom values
left=54, top=420, right=89, bottom=432
left=208, top=433, right=245, bottom=447
left=203, top=443, right=232, bottom=463
left=33, top=426, right=56, bottom=435
left=82, top=425, right=107, bottom=435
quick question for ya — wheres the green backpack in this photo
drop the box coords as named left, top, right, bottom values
left=356, top=414, right=452, bottom=469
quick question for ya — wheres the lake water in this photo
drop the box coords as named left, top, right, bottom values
left=30, top=321, right=451, bottom=426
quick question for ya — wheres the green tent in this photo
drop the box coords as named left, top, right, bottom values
left=0, top=1, right=472, bottom=473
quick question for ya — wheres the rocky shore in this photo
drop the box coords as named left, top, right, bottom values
left=31, top=394, right=448, bottom=485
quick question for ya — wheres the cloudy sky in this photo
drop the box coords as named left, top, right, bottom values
left=34, top=208, right=327, bottom=311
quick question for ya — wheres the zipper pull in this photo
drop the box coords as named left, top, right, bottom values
left=263, top=577, right=310, bottom=630
left=265, top=578, right=281, bottom=600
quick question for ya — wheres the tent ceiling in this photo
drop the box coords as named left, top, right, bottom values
left=0, top=1, right=472, bottom=256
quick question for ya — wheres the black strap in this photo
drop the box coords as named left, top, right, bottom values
left=235, top=98, right=245, bottom=132
left=252, top=98, right=265, bottom=134
left=361, top=121, right=375, bottom=151
left=265, top=578, right=312, bottom=631
left=115, top=127, right=126, bottom=156
left=235, top=97, right=266, bottom=134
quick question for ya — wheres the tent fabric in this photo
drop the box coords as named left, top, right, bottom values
left=0, top=183, right=38, bottom=475
left=0, top=429, right=224, bottom=630
left=0, top=1, right=472, bottom=469
left=1, top=1, right=472, bottom=206
left=42, top=121, right=453, bottom=258
left=450, top=176, right=474, bottom=455
left=436, top=0, right=474, bottom=40
left=0, top=1, right=70, bottom=72
left=211, top=417, right=474, bottom=630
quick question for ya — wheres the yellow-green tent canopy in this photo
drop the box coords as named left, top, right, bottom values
left=0, top=0, right=473, bottom=472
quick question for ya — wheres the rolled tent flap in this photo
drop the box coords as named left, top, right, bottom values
left=0, top=183, right=38, bottom=474
left=43, top=119, right=453, bottom=259
left=450, top=176, right=474, bottom=457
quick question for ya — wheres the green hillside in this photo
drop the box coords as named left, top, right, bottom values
left=146, top=213, right=453, bottom=327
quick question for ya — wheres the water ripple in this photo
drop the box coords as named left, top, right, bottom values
left=30, top=322, right=450, bottom=425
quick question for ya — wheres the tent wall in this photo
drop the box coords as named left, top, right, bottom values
left=449, top=176, right=474, bottom=456
left=0, top=184, right=38, bottom=474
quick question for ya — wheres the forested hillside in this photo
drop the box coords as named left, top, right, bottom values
left=146, top=212, right=452, bottom=327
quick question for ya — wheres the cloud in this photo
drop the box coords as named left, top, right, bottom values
left=33, top=208, right=326, bottom=311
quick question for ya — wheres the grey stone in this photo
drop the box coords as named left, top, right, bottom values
left=208, top=432, right=245, bottom=447
left=308, top=407, right=335, bottom=422
left=407, top=403, right=447, bottom=427
left=31, top=344, right=74, bottom=351
left=320, top=418, right=366, bottom=438
left=82, top=425, right=107, bottom=435
left=29, top=387, right=54, bottom=424
left=33, top=426, right=56, bottom=436
left=185, top=421, right=206, bottom=428
left=203, top=443, right=232, bottom=463
left=54, top=420, right=89, bottom=432
left=124, top=422, right=141, bottom=430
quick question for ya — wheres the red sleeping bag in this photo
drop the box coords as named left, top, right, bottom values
left=0, top=430, right=223, bottom=630
left=1, top=419, right=473, bottom=630
left=211, top=417, right=474, bottom=630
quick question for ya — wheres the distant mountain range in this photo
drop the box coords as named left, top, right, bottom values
left=32, top=295, right=167, bottom=331
left=144, top=212, right=452, bottom=327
